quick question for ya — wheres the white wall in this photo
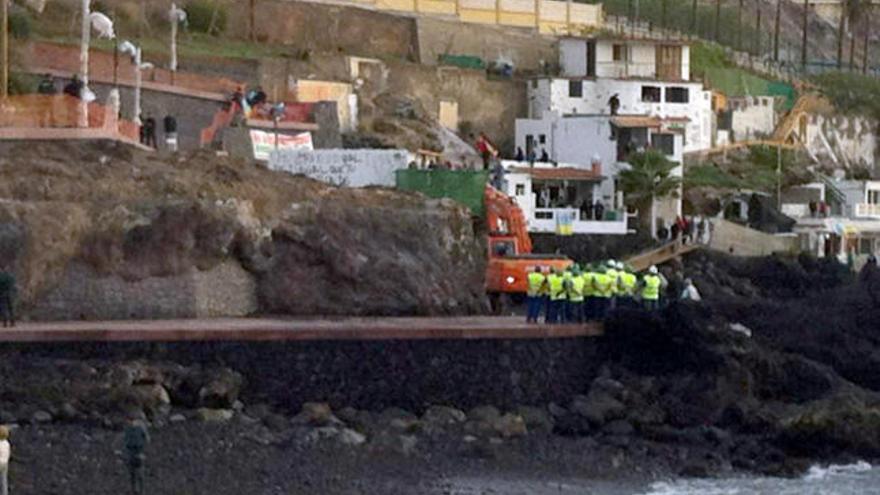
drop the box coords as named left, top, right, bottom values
left=729, top=96, right=777, bottom=142
left=527, top=78, right=713, bottom=152
left=268, top=149, right=409, bottom=187
left=805, top=114, right=877, bottom=169
left=515, top=115, right=619, bottom=202
left=560, top=39, right=587, bottom=78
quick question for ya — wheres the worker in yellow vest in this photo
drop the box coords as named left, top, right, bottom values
left=582, top=265, right=598, bottom=322
left=618, top=261, right=638, bottom=309
left=605, top=260, right=621, bottom=311
left=567, top=266, right=586, bottom=323
left=593, top=264, right=614, bottom=320
left=526, top=266, right=547, bottom=324
left=546, top=268, right=567, bottom=324
left=641, top=265, right=665, bottom=311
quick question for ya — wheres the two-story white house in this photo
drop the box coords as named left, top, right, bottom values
left=527, top=36, right=714, bottom=154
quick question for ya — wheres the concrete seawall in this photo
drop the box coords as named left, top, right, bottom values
left=7, top=337, right=600, bottom=412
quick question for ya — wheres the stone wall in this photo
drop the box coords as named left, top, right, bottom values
left=416, top=16, right=557, bottom=71
left=708, top=219, right=799, bottom=257
left=12, top=337, right=599, bottom=412
left=30, top=261, right=257, bottom=321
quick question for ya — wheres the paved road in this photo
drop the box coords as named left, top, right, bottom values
left=0, top=317, right=603, bottom=343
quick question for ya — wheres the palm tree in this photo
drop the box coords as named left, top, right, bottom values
left=619, top=150, right=682, bottom=240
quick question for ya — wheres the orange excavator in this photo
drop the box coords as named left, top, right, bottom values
left=484, top=185, right=572, bottom=309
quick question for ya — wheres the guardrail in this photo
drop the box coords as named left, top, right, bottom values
left=855, top=203, right=880, bottom=218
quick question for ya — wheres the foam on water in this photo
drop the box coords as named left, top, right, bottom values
left=638, top=462, right=879, bottom=495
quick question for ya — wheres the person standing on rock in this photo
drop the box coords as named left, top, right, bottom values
left=641, top=266, right=664, bottom=311
left=0, top=425, right=10, bottom=495
left=0, top=269, right=16, bottom=328
left=860, top=254, right=879, bottom=305
left=123, top=416, right=150, bottom=495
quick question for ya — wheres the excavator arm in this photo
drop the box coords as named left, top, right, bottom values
left=484, top=184, right=532, bottom=255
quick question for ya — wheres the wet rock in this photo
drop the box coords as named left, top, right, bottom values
left=337, top=407, right=373, bottom=429
left=492, top=413, right=527, bottom=438
left=32, top=410, right=53, bottom=424
left=169, top=413, right=186, bottom=423
left=196, top=408, right=234, bottom=422
left=198, top=368, right=243, bottom=409
left=58, top=403, right=80, bottom=421
left=370, top=431, right=418, bottom=457
left=463, top=419, right=495, bottom=437
left=337, top=428, right=367, bottom=446
left=292, top=402, right=342, bottom=427
left=244, top=403, right=273, bottom=421
left=263, top=413, right=289, bottom=431
left=379, top=407, right=417, bottom=423
left=570, top=391, right=625, bottom=426
left=547, top=402, right=568, bottom=419
left=389, top=418, right=423, bottom=434
left=422, top=405, right=466, bottom=425
left=603, top=419, right=635, bottom=437
left=467, top=405, right=501, bottom=423
left=514, top=406, right=554, bottom=434
left=131, top=384, right=171, bottom=412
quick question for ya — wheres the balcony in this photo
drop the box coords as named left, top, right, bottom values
left=855, top=203, right=880, bottom=218
left=531, top=208, right=630, bottom=235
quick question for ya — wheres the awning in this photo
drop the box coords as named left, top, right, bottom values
left=510, top=167, right=603, bottom=182
left=611, top=115, right=662, bottom=129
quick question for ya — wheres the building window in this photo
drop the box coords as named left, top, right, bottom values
left=568, top=80, right=583, bottom=97
left=515, top=184, right=525, bottom=196
left=860, top=238, right=873, bottom=255
left=539, top=135, right=546, bottom=144
left=536, top=211, right=554, bottom=219
left=666, top=87, right=689, bottom=103
left=651, top=133, right=675, bottom=156
left=641, top=86, right=661, bottom=103
left=531, top=80, right=538, bottom=89
left=612, top=44, right=628, bottom=62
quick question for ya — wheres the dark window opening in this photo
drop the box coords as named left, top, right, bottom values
left=651, top=133, right=675, bottom=156
left=569, top=80, right=583, bottom=97
left=665, top=87, right=689, bottom=103
left=641, top=86, right=661, bottom=103
left=539, top=134, right=546, bottom=144
left=613, top=44, right=628, bottom=62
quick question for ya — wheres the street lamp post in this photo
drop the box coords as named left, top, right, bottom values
left=78, top=0, right=115, bottom=127
left=169, top=4, right=187, bottom=85
left=120, top=41, right=153, bottom=127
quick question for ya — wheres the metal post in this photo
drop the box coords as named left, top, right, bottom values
left=80, top=0, right=91, bottom=127
left=777, top=144, right=782, bottom=211
left=774, top=0, right=781, bottom=61
left=1, top=0, right=8, bottom=99
left=802, top=0, right=809, bottom=71
left=134, top=47, right=142, bottom=126
left=170, top=2, right=178, bottom=84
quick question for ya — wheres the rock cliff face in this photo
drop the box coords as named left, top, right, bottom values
left=0, top=141, right=487, bottom=319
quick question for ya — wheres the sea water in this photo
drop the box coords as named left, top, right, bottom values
left=639, top=462, right=880, bottom=495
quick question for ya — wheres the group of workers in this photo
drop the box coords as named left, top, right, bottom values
left=525, top=261, right=667, bottom=324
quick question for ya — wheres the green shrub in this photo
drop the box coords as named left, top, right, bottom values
left=9, top=12, right=32, bottom=39
left=185, top=0, right=228, bottom=36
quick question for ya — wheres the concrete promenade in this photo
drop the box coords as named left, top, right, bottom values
left=0, top=317, right=603, bottom=343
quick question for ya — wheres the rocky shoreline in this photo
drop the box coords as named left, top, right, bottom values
left=2, top=252, right=880, bottom=493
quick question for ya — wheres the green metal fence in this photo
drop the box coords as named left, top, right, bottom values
left=395, top=169, right=489, bottom=216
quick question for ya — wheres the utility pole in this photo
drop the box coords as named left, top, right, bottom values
left=863, top=6, right=871, bottom=74
left=738, top=0, right=744, bottom=51
left=714, top=0, right=721, bottom=42
left=755, top=0, right=761, bottom=56
left=802, top=0, right=809, bottom=70
left=691, top=0, right=698, bottom=34
left=774, top=0, right=781, bottom=61
left=249, top=0, right=256, bottom=42
left=1, top=0, right=8, bottom=99
left=170, top=2, right=178, bottom=85
left=777, top=144, right=782, bottom=211
left=837, top=2, right=845, bottom=69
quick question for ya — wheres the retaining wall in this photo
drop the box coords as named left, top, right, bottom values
left=268, top=149, right=410, bottom=187
left=30, top=261, right=258, bottom=321
left=708, top=219, right=799, bottom=257
left=10, top=337, right=600, bottom=412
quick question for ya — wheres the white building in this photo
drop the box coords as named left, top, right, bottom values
left=783, top=180, right=880, bottom=265
left=499, top=160, right=630, bottom=235
left=528, top=36, right=713, bottom=154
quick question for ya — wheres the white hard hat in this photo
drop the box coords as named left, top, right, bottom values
left=616, top=261, right=625, bottom=270
left=649, top=265, right=658, bottom=274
